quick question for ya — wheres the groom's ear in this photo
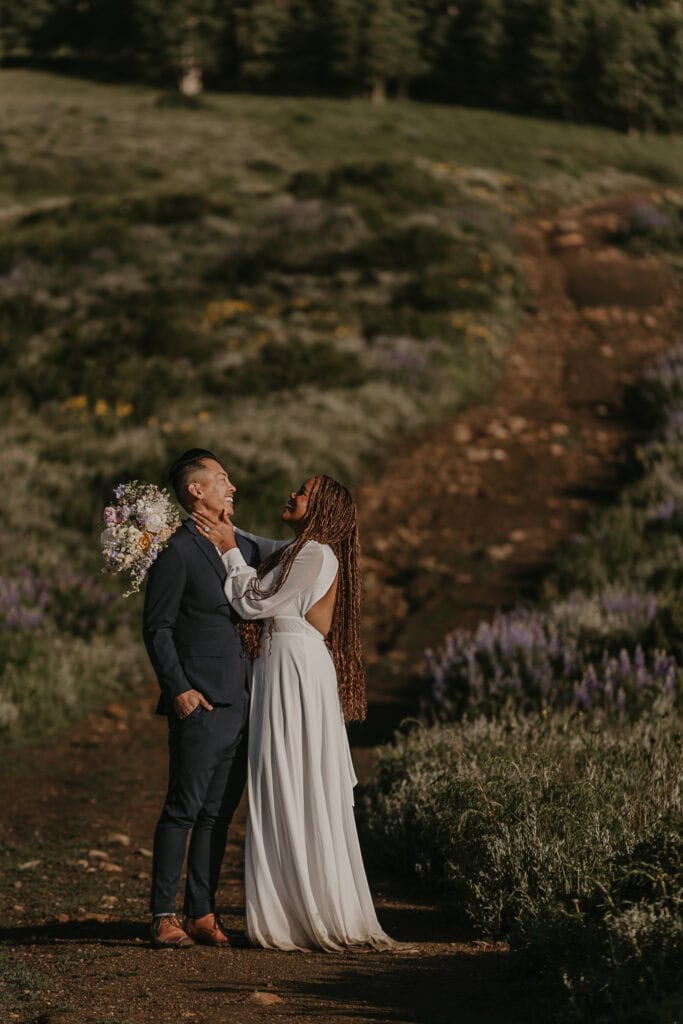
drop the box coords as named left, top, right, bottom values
left=187, top=480, right=202, bottom=500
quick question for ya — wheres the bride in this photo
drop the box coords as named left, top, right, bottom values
left=192, top=475, right=395, bottom=952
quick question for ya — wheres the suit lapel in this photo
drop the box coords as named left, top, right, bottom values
left=184, top=520, right=227, bottom=584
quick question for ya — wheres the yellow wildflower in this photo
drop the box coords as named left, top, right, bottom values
left=115, top=401, right=133, bottom=418
left=197, top=410, right=211, bottom=423
left=62, top=395, right=88, bottom=411
left=203, top=298, right=255, bottom=328
left=466, top=324, right=494, bottom=342
left=94, top=399, right=109, bottom=417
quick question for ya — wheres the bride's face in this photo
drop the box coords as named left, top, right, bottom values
left=282, top=477, right=317, bottom=529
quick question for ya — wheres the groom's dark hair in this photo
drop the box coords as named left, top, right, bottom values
left=169, top=448, right=219, bottom=510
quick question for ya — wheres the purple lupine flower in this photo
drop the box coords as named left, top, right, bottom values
left=424, top=595, right=680, bottom=720
left=628, top=203, right=675, bottom=236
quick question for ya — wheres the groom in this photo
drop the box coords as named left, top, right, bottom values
left=143, top=448, right=259, bottom=948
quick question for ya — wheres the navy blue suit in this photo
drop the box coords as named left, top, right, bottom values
left=143, top=519, right=259, bottom=918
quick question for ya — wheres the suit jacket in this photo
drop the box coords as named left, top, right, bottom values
left=142, top=519, right=260, bottom=715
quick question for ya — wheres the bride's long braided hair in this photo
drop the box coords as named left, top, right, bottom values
left=239, top=475, right=367, bottom=722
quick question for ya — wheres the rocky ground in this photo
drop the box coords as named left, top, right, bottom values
left=1, top=192, right=680, bottom=1024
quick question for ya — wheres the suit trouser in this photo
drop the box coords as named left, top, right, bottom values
left=150, top=696, right=249, bottom=918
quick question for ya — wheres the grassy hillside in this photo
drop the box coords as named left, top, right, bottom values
left=2, top=70, right=683, bottom=743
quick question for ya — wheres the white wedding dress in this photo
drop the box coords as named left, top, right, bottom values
left=222, top=539, right=395, bottom=952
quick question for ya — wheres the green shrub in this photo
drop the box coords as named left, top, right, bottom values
left=359, top=303, right=446, bottom=340
left=288, top=161, right=451, bottom=228
left=348, top=224, right=457, bottom=273
left=514, top=902, right=683, bottom=1024
left=398, top=268, right=496, bottom=312
left=612, top=201, right=683, bottom=257
left=205, top=340, right=368, bottom=396
left=0, top=216, right=130, bottom=269
left=360, top=712, right=682, bottom=936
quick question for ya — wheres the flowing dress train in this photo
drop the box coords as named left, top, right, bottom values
left=222, top=540, right=395, bottom=951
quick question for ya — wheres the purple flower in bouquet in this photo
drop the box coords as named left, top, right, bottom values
left=103, top=506, right=120, bottom=527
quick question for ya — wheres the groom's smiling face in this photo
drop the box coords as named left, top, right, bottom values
left=188, top=458, right=236, bottom=518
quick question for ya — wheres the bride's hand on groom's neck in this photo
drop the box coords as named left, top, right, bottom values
left=191, top=508, right=238, bottom=553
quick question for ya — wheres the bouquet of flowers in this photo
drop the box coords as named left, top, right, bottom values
left=101, top=481, right=181, bottom=596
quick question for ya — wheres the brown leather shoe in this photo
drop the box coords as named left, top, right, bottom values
left=184, top=913, right=230, bottom=947
left=150, top=914, right=194, bottom=948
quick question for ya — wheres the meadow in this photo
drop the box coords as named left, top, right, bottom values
left=1, top=68, right=683, bottom=1024
left=361, top=213, right=683, bottom=1023
left=5, top=70, right=683, bottom=743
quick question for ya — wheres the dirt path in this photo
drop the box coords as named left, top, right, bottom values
left=1, top=193, right=680, bottom=1024
left=356, top=193, right=680, bottom=748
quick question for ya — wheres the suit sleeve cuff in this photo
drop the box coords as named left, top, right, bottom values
left=222, top=547, right=247, bottom=570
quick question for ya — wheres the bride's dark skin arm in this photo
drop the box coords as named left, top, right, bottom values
left=192, top=508, right=238, bottom=553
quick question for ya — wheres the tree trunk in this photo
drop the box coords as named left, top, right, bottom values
left=371, top=77, right=386, bottom=104
left=179, top=63, right=203, bottom=97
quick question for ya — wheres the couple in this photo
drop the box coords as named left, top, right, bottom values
left=143, top=448, right=394, bottom=952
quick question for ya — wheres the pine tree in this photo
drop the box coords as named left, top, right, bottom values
left=363, top=0, right=427, bottom=103
left=651, top=4, right=683, bottom=130
left=0, top=1, right=54, bottom=60
left=524, top=0, right=590, bottom=119
left=432, top=0, right=506, bottom=107
left=579, top=1, right=665, bottom=130
left=136, top=0, right=230, bottom=94
left=603, top=8, right=666, bottom=131
left=231, top=0, right=291, bottom=85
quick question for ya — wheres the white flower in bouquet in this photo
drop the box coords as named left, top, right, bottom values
left=144, top=511, right=164, bottom=534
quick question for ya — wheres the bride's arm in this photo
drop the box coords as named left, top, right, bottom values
left=234, top=526, right=288, bottom=560
left=221, top=542, right=325, bottom=619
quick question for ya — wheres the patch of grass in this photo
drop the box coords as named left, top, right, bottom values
left=0, top=955, right=51, bottom=1014
left=2, top=71, right=683, bottom=201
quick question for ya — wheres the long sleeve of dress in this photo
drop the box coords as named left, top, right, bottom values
left=222, top=541, right=329, bottom=620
